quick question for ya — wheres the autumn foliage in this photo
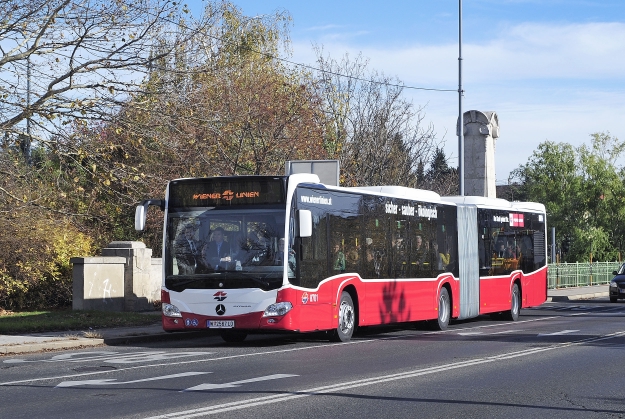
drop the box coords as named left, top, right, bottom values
left=0, top=1, right=451, bottom=309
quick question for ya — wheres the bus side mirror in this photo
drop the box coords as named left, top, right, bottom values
left=135, top=205, right=146, bottom=231
left=298, top=210, right=312, bottom=238
left=135, top=199, right=164, bottom=231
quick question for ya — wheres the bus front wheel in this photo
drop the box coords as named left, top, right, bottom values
left=330, top=291, right=355, bottom=342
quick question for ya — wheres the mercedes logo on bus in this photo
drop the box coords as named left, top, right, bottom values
left=215, top=304, right=226, bottom=316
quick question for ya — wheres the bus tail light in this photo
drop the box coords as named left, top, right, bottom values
left=263, top=302, right=293, bottom=317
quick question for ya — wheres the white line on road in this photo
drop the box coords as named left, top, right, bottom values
left=457, top=329, right=520, bottom=336
left=0, top=314, right=588, bottom=387
left=56, top=372, right=211, bottom=388
left=0, top=340, right=374, bottom=386
left=5, top=351, right=214, bottom=365
left=143, top=330, right=625, bottom=419
left=537, top=330, right=580, bottom=336
left=183, top=374, right=299, bottom=391
left=424, top=315, right=559, bottom=335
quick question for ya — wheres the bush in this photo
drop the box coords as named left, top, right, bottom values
left=0, top=213, right=93, bottom=310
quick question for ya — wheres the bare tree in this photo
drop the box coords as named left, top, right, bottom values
left=0, top=0, right=216, bottom=159
left=313, top=47, right=439, bottom=187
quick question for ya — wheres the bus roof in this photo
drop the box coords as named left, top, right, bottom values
left=343, top=185, right=444, bottom=203
left=441, top=195, right=546, bottom=213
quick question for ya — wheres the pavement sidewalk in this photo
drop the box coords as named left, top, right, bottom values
left=546, top=284, right=609, bottom=302
left=0, top=285, right=610, bottom=356
left=0, top=322, right=211, bottom=356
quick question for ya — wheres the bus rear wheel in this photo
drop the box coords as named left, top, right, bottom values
left=431, top=287, right=450, bottom=331
left=220, top=330, right=247, bottom=343
left=330, top=291, right=355, bottom=342
left=503, top=283, right=521, bottom=321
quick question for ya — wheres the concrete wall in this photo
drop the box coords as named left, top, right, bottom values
left=71, top=256, right=126, bottom=311
left=71, top=241, right=162, bottom=312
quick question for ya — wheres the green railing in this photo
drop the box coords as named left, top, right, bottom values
left=548, top=262, right=622, bottom=289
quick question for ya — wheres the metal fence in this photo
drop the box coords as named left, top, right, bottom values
left=548, top=262, right=622, bottom=289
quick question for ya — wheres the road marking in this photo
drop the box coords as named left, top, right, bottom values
left=0, top=314, right=576, bottom=387
left=56, top=372, right=211, bottom=388
left=457, top=330, right=519, bottom=336
left=4, top=351, right=214, bottom=365
left=537, top=330, right=579, bottom=336
left=142, top=331, right=625, bottom=419
left=424, top=316, right=559, bottom=336
left=184, top=374, right=298, bottom=391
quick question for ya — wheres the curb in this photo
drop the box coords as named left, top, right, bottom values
left=1, top=338, right=104, bottom=355
left=102, top=330, right=213, bottom=345
left=0, top=330, right=215, bottom=355
left=548, top=291, right=609, bottom=302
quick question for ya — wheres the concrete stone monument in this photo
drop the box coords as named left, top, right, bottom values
left=457, top=110, right=500, bottom=198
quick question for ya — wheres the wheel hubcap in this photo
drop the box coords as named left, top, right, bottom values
left=512, top=288, right=519, bottom=314
left=339, top=301, right=354, bottom=334
left=439, top=294, right=449, bottom=323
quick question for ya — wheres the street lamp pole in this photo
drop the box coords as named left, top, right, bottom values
left=458, top=0, right=464, bottom=196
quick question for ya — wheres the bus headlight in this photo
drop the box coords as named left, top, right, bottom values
left=162, top=303, right=182, bottom=318
left=263, top=302, right=293, bottom=317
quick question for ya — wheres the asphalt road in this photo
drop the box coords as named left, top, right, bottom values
left=2, top=298, right=625, bottom=419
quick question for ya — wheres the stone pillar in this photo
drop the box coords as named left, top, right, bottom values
left=71, top=256, right=126, bottom=311
left=457, top=110, right=499, bottom=197
left=101, top=241, right=160, bottom=311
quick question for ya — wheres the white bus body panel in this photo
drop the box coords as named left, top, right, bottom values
left=169, top=288, right=278, bottom=317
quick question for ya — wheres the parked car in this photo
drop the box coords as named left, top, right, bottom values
left=609, top=263, right=625, bottom=303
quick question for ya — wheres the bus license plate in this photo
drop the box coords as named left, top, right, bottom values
left=208, top=320, right=235, bottom=328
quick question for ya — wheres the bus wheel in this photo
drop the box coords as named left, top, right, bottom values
left=504, top=283, right=520, bottom=321
left=330, top=292, right=355, bottom=342
left=220, top=330, right=247, bottom=343
left=432, top=287, right=450, bottom=331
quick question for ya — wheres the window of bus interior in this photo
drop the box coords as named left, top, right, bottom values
left=293, top=187, right=330, bottom=288
left=359, top=196, right=453, bottom=280
left=164, top=208, right=286, bottom=291
left=527, top=212, right=546, bottom=271
left=389, top=208, right=409, bottom=279
left=478, top=209, right=546, bottom=276
left=433, top=205, right=459, bottom=277
left=292, top=187, right=360, bottom=289
left=362, top=195, right=391, bottom=278
left=404, top=202, right=438, bottom=279
left=327, top=194, right=362, bottom=276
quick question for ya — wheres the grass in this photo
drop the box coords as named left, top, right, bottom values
left=0, top=309, right=161, bottom=335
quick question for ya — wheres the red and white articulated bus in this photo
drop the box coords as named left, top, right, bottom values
left=135, top=174, right=547, bottom=342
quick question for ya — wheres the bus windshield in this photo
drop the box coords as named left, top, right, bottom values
left=164, top=207, right=288, bottom=292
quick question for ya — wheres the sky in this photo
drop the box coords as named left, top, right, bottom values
left=209, top=0, right=625, bottom=184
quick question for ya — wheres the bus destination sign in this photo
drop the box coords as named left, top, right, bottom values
left=193, top=190, right=260, bottom=201
left=169, top=178, right=285, bottom=207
